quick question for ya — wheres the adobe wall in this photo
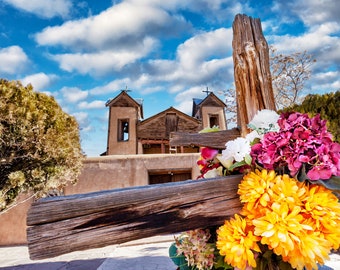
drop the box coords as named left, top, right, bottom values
left=107, top=107, right=139, bottom=155
left=0, top=153, right=200, bottom=246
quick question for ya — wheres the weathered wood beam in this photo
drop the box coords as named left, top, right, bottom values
left=169, top=129, right=241, bottom=149
left=27, top=175, right=243, bottom=260
left=232, top=14, right=276, bottom=136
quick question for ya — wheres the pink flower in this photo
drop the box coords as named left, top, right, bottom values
left=250, top=112, right=340, bottom=180
left=197, top=147, right=220, bottom=179
left=200, top=147, right=219, bottom=160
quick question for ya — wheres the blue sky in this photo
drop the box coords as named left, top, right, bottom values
left=1, top=0, right=339, bottom=156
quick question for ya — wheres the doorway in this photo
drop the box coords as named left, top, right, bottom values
left=148, top=169, right=192, bottom=184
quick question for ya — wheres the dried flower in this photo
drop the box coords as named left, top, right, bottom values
left=175, top=229, right=215, bottom=270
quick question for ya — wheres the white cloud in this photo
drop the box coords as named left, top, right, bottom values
left=89, top=79, right=132, bottom=95
left=52, top=37, right=157, bottom=76
left=21, top=72, right=57, bottom=91
left=173, top=85, right=205, bottom=114
left=0, top=46, right=28, bottom=74
left=35, top=2, right=189, bottom=50
left=143, top=28, right=233, bottom=88
left=72, top=111, right=88, bottom=124
left=78, top=100, right=106, bottom=109
left=177, top=28, right=232, bottom=67
left=290, top=0, right=340, bottom=27
left=269, top=22, right=340, bottom=72
left=311, top=70, right=340, bottom=92
left=126, top=0, right=251, bottom=23
left=72, top=111, right=93, bottom=133
left=3, top=0, right=72, bottom=19
left=61, top=87, right=88, bottom=103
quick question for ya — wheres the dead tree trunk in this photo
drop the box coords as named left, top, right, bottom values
left=232, top=14, right=276, bottom=136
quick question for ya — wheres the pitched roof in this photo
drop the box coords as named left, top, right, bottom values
left=139, top=106, right=200, bottom=126
left=192, top=92, right=226, bottom=117
left=106, top=91, right=144, bottom=119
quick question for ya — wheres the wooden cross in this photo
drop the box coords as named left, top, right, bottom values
left=26, top=14, right=276, bottom=260
left=202, top=86, right=212, bottom=96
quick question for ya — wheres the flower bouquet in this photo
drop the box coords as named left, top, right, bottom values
left=169, top=110, right=340, bottom=270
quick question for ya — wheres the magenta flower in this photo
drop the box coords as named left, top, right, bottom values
left=197, top=147, right=220, bottom=179
left=201, top=147, right=219, bottom=160
left=251, top=112, right=340, bottom=181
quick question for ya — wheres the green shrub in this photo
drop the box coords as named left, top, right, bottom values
left=0, top=79, right=84, bottom=212
left=282, top=91, right=340, bottom=143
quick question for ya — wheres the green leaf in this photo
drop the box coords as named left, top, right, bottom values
left=248, top=123, right=257, bottom=130
left=168, top=243, right=191, bottom=270
left=244, top=154, right=252, bottom=165
left=296, top=163, right=308, bottom=182
left=214, top=254, right=233, bottom=269
left=312, top=176, right=340, bottom=192
left=199, top=126, right=220, bottom=133
left=229, top=160, right=247, bottom=170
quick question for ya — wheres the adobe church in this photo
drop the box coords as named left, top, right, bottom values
left=104, top=90, right=228, bottom=155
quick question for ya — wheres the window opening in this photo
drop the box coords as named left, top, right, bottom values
left=118, top=119, right=129, bottom=141
left=209, top=114, right=219, bottom=128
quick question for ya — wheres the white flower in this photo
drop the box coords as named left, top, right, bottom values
left=248, top=109, right=280, bottom=134
left=217, top=154, right=233, bottom=169
left=222, top=137, right=251, bottom=163
left=245, top=130, right=261, bottom=143
left=204, top=167, right=223, bottom=179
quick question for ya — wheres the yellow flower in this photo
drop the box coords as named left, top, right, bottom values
left=238, top=169, right=276, bottom=212
left=270, top=173, right=306, bottom=210
left=301, top=184, right=340, bottom=250
left=219, top=169, right=340, bottom=270
left=216, top=214, right=260, bottom=270
left=284, top=229, right=331, bottom=270
left=253, top=203, right=307, bottom=257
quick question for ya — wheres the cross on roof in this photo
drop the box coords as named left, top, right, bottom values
left=121, top=86, right=132, bottom=93
left=202, top=86, right=212, bottom=96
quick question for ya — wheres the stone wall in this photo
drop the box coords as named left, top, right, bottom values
left=0, top=153, right=200, bottom=246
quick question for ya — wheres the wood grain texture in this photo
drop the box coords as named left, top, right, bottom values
left=232, top=14, right=276, bottom=136
left=169, top=129, right=241, bottom=149
left=27, top=175, right=243, bottom=260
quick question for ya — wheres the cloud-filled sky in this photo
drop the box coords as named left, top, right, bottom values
left=1, top=0, right=339, bottom=156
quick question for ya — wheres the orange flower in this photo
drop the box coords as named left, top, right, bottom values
left=217, top=214, right=260, bottom=270
left=238, top=169, right=276, bottom=212
left=253, top=203, right=307, bottom=257
left=301, top=184, right=340, bottom=251
left=218, top=169, right=340, bottom=270
left=270, top=173, right=306, bottom=210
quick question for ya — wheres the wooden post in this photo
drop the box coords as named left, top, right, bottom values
left=27, top=175, right=242, bottom=260
left=232, top=14, right=276, bottom=136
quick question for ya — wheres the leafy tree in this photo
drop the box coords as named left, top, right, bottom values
left=283, top=91, right=340, bottom=142
left=270, top=47, right=316, bottom=110
left=0, top=79, right=84, bottom=212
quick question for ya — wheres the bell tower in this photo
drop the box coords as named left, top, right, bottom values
left=105, top=91, right=143, bottom=155
left=192, top=92, right=227, bottom=130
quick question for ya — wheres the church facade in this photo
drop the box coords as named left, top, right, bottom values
left=104, top=90, right=227, bottom=155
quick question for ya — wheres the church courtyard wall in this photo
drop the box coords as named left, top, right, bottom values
left=0, top=153, right=200, bottom=246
